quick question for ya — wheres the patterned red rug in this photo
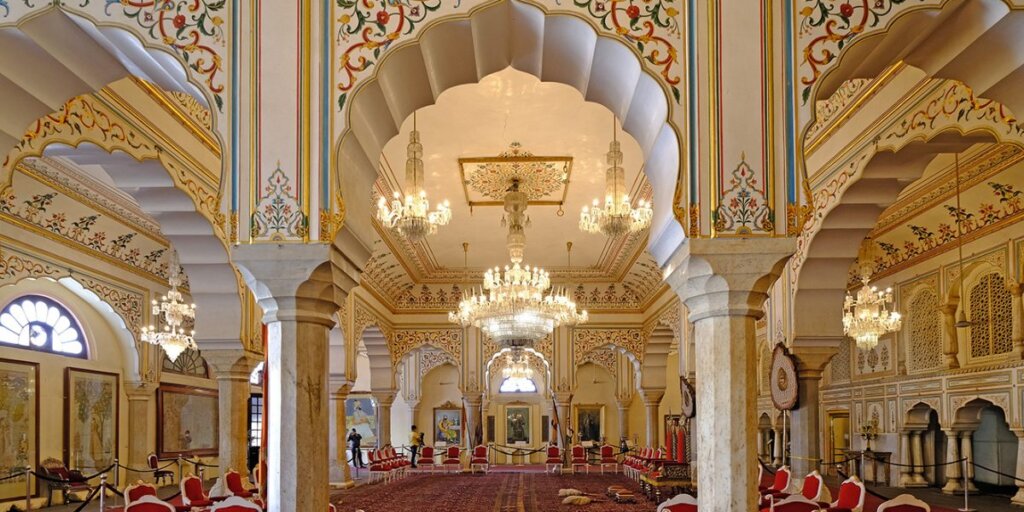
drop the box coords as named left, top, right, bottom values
left=330, top=472, right=657, bottom=512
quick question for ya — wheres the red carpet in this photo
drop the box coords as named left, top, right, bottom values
left=331, top=472, right=655, bottom=512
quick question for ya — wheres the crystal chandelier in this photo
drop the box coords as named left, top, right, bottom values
left=376, top=110, right=451, bottom=242
left=579, top=115, right=652, bottom=237
left=502, top=350, right=534, bottom=380
left=843, top=265, right=902, bottom=350
left=449, top=180, right=587, bottom=347
left=141, top=250, right=197, bottom=362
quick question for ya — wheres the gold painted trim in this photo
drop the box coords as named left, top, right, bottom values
left=805, top=61, right=906, bottom=155
left=457, top=155, right=574, bottom=208
left=129, top=77, right=221, bottom=155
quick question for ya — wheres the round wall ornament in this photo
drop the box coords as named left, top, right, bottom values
left=680, top=376, right=696, bottom=418
left=770, top=343, right=798, bottom=410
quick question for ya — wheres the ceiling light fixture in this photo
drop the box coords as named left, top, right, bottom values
left=580, top=114, right=652, bottom=237
left=141, top=250, right=197, bottom=362
left=952, top=152, right=973, bottom=329
left=376, top=110, right=451, bottom=242
left=843, top=239, right=902, bottom=351
left=449, top=179, right=587, bottom=348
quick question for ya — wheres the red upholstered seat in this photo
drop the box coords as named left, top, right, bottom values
left=210, top=496, right=263, bottom=511
left=419, top=446, right=436, bottom=470
left=225, top=470, right=255, bottom=498
left=470, top=445, right=489, bottom=473
left=657, top=493, right=697, bottom=512
left=181, top=475, right=214, bottom=507
left=126, top=495, right=176, bottom=512
left=760, top=466, right=791, bottom=495
left=545, top=446, right=561, bottom=464
left=442, top=446, right=461, bottom=473
left=570, top=445, right=589, bottom=474
left=820, top=476, right=865, bottom=512
left=774, top=471, right=824, bottom=502
left=876, top=493, right=930, bottom=512
left=125, top=482, right=158, bottom=504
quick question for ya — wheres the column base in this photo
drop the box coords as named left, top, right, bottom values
left=941, top=480, right=963, bottom=494
left=1011, top=486, right=1024, bottom=505
left=329, top=480, right=356, bottom=490
left=899, top=472, right=915, bottom=487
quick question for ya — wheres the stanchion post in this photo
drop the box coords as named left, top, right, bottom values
left=99, top=473, right=107, bottom=511
left=198, top=463, right=205, bottom=482
left=177, top=455, right=183, bottom=481
left=24, top=465, right=31, bottom=511
left=112, top=458, right=120, bottom=509
left=959, top=458, right=973, bottom=512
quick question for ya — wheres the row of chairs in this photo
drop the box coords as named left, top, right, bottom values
left=659, top=480, right=929, bottom=512
left=367, top=447, right=413, bottom=483
left=623, top=447, right=667, bottom=480
left=123, top=472, right=339, bottom=511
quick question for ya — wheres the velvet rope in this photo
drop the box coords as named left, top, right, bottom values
left=72, top=486, right=101, bottom=512
left=970, top=461, right=1024, bottom=483
left=179, top=457, right=216, bottom=468
left=117, top=460, right=178, bottom=473
left=0, top=471, right=26, bottom=483
left=30, top=463, right=116, bottom=483
left=865, top=455, right=965, bottom=468
left=758, top=459, right=777, bottom=475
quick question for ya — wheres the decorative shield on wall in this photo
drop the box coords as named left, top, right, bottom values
left=680, top=376, right=696, bottom=419
left=770, top=344, right=798, bottom=410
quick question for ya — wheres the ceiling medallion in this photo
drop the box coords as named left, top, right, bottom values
left=459, top=142, right=572, bottom=208
left=843, top=243, right=902, bottom=351
left=141, top=250, right=197, bottom=362
left=580, top=115, right=652, bottom=237
left=449, top=179, right=587, bottom=348
left=376, top=110, right=452, bottom=242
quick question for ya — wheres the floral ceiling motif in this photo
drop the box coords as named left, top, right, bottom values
left=578, top=347, right=618, bottom=378
left=389, top=329, right=462, bottom=364
left=573, top=328, right=645, bottom=364
left=461, top=143, right=571, bottom=205
left=806, top=78, right=873, bottom=142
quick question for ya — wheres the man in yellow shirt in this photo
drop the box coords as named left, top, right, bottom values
left=409, top=425, right=420, bottom=467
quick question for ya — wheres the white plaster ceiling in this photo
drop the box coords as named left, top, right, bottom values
left=377, top=68, right=650, bottom=278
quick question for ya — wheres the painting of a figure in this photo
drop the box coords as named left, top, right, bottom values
left=506, top=407, right=530, bottom=445
left=0, top=360, right=36, bottom=500
left=65, top=369, right=118, bottom=472
left=576, top=406, right=602, bottom=444
left=433, top=405, right=461, bottom=446
left=157, top=385, right=218, bottom=457
left=346, top=397, right=377, bottom=447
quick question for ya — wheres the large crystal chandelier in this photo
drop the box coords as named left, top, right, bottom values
left=449, top=179, right=587, bottom=347
left=579, top=116, right=652, bottom=237
left=843, top=261, right=902, bottom=350
left=141, top=250, right=197, bottom=362
left=376, top=110, right=451, bottom=242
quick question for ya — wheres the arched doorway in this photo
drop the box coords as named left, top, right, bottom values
left=902, top=402, right=946, bottom=488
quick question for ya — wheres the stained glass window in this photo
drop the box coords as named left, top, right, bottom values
left=0, top=295, right=87, bottom=357
left=499, top=377, right=536, bottom=393
left=161, top=347, right=209, bottom=377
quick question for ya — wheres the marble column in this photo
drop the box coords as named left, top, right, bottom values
left=941, top=429, right=962, bottom=494
left=1009, top=282, right=1023, bottom=358
left=206, top=349, right=261, bottom=478
left=898, top=432, right=914, bottom=486
left=642, top=390, right=665, bottom=448
left=372, top=391, right=396, bottom=447
left=789, top=349, right=836, bottom=477
left=772, top=427, right=784, bottom=466
left=464, top=393, right=484, bottom=448
left=941, top=303, right=961, bottom=369
left=616, top=401, right=630, bottom=444
left=554, top=391, right=572, bottom=448
left=961, top=431, right=979, bottom=492
left=1011, top=430, right=1024, bottom=505
left=125, top=383, right=155, bottom=483
left=407, top=401, right=421, bottom=438
left=234, top=244, right=354, bottom=512
left=663, top=238, right=795, bottom=512
left=329, top=379, right=354, bottom=489
left=910, top=431, right=927, bottom=485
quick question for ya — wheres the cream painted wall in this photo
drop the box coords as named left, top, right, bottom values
left=484, top=365, right=551, bottom=464
left=573, top=363, right=618, bottom=443
left=658, top=351, right=683, bottom=435
left=394, top=364, right=462, bottom=450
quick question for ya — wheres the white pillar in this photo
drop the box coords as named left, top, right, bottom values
left=1011, top=430, right=1024, bottom=505
left=941, top=429, right=962, bottom=494
left=898, top=432, right=914, bottom=486
left=125, top=384, right=155, bottom=483
left=617, top=401, right=630, bottom=444
left=464, top=393, right=483, bottom=449
left=206, top=349, right=261, bottom=478
left=961, top=431, right=978, bottom=492
left=663, top=238, right=794, bottom=512
left=329, top=380, right=355, bottom=489
left=789, top=350, right=836, bottom=477
left=772, top=427, right=783, bottom=466
left=373, top=391, right=396, bottom=447
left=910, top=431, right=927, bottom=485
left=642, top=390, right=665, bottom=448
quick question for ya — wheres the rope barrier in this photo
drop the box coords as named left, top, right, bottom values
left=970, top=460, right=1024, bottom=483
left=29, top=463, right=115, bottom=484
left=0, top=471, right=26, bottom=483
left=117, top=460, right=178, bottom=473
left=863, top=455, right=965, bottom=468
left=179, top=457, right=216, bottom=468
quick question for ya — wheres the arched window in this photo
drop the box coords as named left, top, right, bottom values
left=0, top=295, right=87, bottom=358
left=499, top=377, right=537, bottom=393
left=969, top=273, right=1013, bottom=358
left=162, top=348, right=209, bottom=377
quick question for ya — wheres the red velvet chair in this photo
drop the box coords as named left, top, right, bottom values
left=224, top=470, right=256, bottom=498
left=180, top=474, right=214, bottom=508
left=125, top=495, right=176, bottom=512
left=657, top=493, right=697, bottom=512
left=210, top=496, right=262, bottom=511
left=773, top=470, right=825, bottom=502
left=820, top=475, right=866, bottom=512
left=418, top=446, right=436, bottom=472
left=124, top=481, right=158, bottom=505
left=442, top=446, right=462, bottom=473
left=570, top=445, right=588, bottom=474
left=367, top=450, right=391, bottom=484
left=598, top=444, right=617, bottom=474
left=760, top=466, right=792, bottom=496
left=545, top=445, right=562, bottom=472
left=38, top=457, right=92, bottom=506
left=470, top=445, right=489, bottom=474
left=876, top=494, right=930, bottom=512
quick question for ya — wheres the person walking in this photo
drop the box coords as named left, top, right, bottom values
left=348, top=428, right=364, bottom=468
left=409, top=425, right=421, bottom=468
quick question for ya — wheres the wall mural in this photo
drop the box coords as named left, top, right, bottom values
left=0, top=359, right=37, bottom=501
left=575, top=405, right=602, bottom=444
left=433, top=403, right=462, bottom=447
left=505, top=406, right=531, bottom=445
left=157, top=385, right=218, bottom=458
left=64, top=368, right=118, bottom=473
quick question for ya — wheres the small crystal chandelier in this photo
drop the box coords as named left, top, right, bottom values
left=376, top=110, right=451, bottom=242
left=502, top=350, right=534, bottom=380
left=579, top=115, right=652, bottom=237
left=450, top=180, right=587, bottom=348
left=141, top=250, right=197, bottom=362
left=843, top=251, right=901, bottom=350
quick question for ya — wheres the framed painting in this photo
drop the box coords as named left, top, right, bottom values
left=157, top=384, right=218, bottom=458
left=64, top=368, right=119, bottom=473
left=575, top=405, right=603, bottom=444
left=0, top=359, right=38, bottom=501
left=345, top=397, right=377, bottom=447
left=433, top=402, right=462, bottom=446
left=505, top=406, right=531, bottom=445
